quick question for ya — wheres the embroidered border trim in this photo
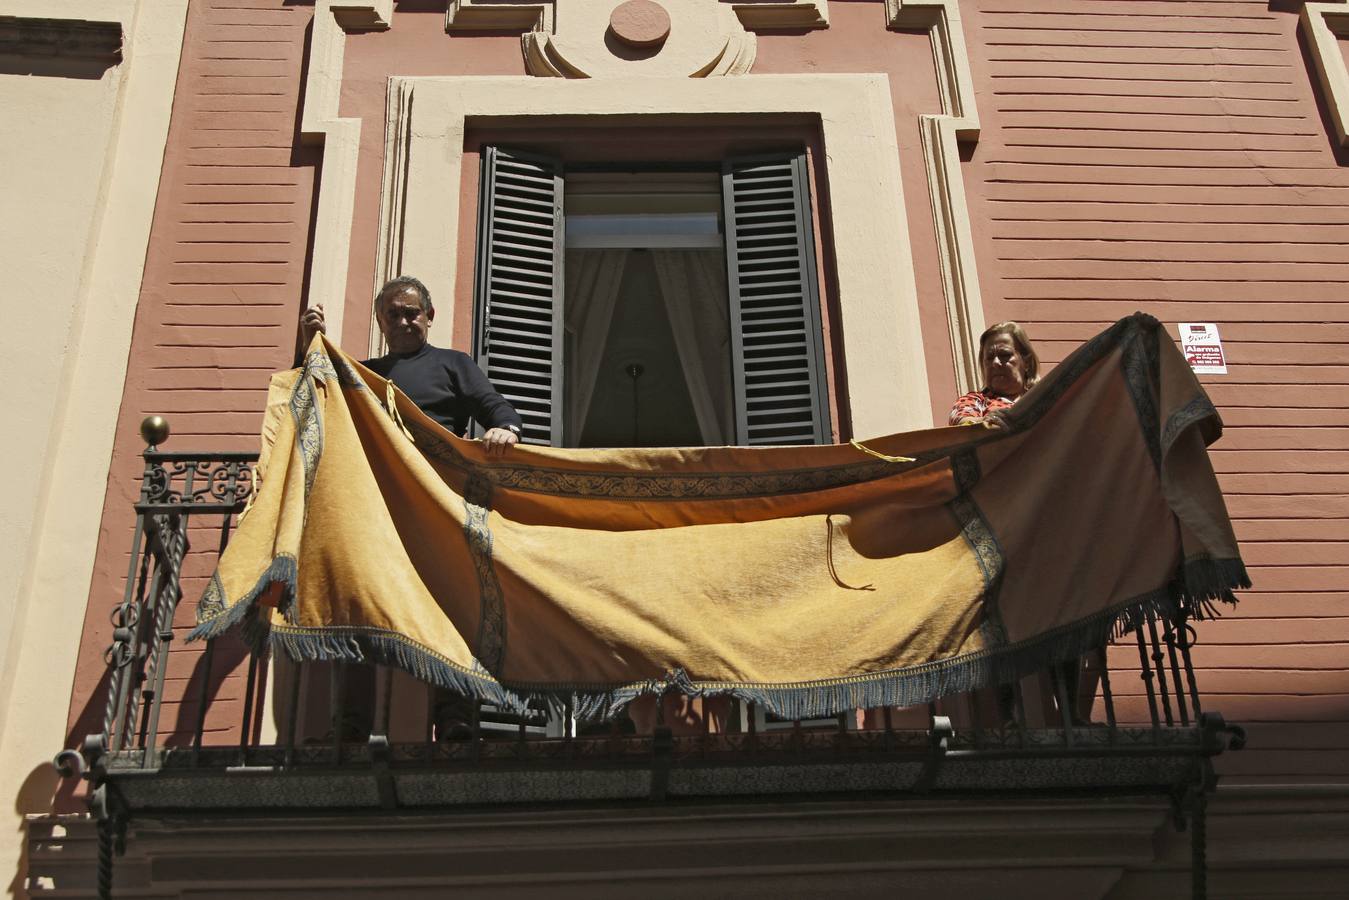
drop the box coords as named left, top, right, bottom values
left=464, top=473, right=507, bottom=673
left=405, top=418, right=935, bottom=501
left=948, top=449, right=1008, bottom=647
left=289, top=369, right=323, bottom=518
left=198, top=572, right=227, bottom=621
left=1121, top=325, right=1163, bottom=472
left=1162, top=394, right=1220, bottom=458
left=290, top=347, right=349, bottom=517
left=1000, top=314, right=1146, bottom=434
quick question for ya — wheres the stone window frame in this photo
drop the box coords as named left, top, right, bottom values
left=1303, top=2, right=1349, bottom=148
left=370, top=75, right=929, bottom=435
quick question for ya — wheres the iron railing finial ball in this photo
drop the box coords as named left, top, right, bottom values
left=140, top=415, right=169, bottom=449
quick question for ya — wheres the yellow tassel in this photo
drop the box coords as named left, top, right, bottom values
left=385, top=381, right=416, bottom=444
left=848, top=438, right=914, bottom=464
left=237, top=486, right=257, bottom=524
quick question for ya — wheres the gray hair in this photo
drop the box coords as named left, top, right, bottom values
left=376, top=275, right=432, bottom=314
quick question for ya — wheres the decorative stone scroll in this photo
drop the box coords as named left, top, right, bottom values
left=447, top=0, right=826, bottom=78
left=522, top=0, right=755, bottom=78
left=609, top=1, right=672, bottom=49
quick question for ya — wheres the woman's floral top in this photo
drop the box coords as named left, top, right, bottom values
left=948, top=390, right=1016, bottom=425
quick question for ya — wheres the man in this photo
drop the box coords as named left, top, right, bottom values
left=301, top=276, right=521, bottom=454
left=300, top=277, right=522, bottom=742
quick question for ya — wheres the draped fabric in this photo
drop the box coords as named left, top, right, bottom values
left=192, top=315, right=1248, bottom=720
left=650, top=249, right=734, bottom=445
left=563, top=249, right=628, bottom=443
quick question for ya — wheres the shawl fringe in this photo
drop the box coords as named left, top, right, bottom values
left=1179, top=556, right=1249, bottom=619
left=195, top=553, right=1247, bottom=722
left=186, top=553, right=297, bottom=643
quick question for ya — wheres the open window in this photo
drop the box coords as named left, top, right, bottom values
left=472, top=146, right=831, bottom=448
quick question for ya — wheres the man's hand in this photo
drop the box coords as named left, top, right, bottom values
left=482, top=427, right=519, bottom=455
left=300, top=304, right=326, bottom=346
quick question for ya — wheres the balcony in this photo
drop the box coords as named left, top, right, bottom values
left=58, top=426, right=1247, bottom=895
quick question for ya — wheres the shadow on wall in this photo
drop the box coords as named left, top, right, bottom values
left=170, top=633, right=252, bottom=747
left=9, top=762, right=61, bottom=898
left=0, top=54, right=114, bottom=79
left=13, top=762, right=59, bottom=819
left=56, top=667, right=111, bottom=814
left=0, top=15, right=122, bottom=79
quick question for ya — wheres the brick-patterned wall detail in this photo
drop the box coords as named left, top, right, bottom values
left=64, top=0, right=319, bottom=765
left=961, top=0, right=1349, bottom=783
left=61, top=0, right=1349, bottom=792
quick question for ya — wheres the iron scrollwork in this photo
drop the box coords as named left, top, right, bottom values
left=138, top=453, right=256, bottom=510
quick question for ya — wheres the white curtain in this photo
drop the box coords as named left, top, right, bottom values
left=564, top=249, right=628, bottom=443
left=650, top=249, right=733, bottom=445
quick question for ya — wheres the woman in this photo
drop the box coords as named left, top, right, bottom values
left=949, top=321, right=1039, bottom=427
left=950, top=321, right=1100, bottom=725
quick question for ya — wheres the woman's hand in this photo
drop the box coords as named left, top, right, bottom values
left=955, top=413, right=1007, bottom=430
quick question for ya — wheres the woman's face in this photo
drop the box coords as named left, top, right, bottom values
left=982, top=333, right=1027, bottom=398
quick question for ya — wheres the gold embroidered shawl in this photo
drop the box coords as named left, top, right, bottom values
left=193, top=315, right=1247, bottom=718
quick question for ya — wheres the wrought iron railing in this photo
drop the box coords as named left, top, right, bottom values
left=99, top=421, right=258, bottom=769
left=58, top=418, right=1246, bottom=898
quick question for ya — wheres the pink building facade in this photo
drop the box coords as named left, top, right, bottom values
left=4, top=1, right=1348, bottom=896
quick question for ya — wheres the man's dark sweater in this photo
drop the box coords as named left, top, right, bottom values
left=364, top=344, right=523, bottom=437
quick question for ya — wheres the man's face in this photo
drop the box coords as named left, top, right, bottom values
left=377, top=287, right=433, bottom=354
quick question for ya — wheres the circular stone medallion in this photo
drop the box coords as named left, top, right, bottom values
left=609, top=0, right=671, bottom=48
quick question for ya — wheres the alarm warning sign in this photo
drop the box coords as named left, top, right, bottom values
left=1179, top=323, right=1227, bottom=375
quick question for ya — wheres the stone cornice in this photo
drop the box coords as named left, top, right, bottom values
left=445, top=0, right=826, bottom=35
left=26, top=799, right=1168, bottom=896
left=725, top=0, right=827, bottom=30
left=30, top=790, right=1349, bottom=896
left=445, top=0, right=554, bottom=33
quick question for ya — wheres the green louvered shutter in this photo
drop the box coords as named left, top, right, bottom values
left=722, top=152, right=831, bottom=445
left=472, top=146, right=565, bottom=445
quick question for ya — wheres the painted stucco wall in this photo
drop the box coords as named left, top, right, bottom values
left=0, top=28, right=121, bottom=749
left=0, top=1, right=188, bottom=896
